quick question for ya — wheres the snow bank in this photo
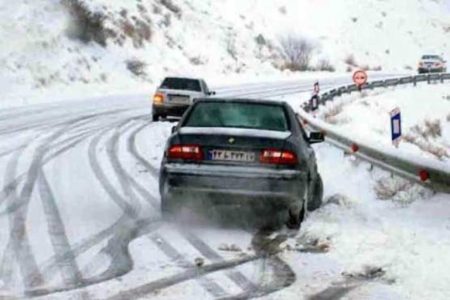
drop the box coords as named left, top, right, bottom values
left=316, top=83, right=450, bottom=164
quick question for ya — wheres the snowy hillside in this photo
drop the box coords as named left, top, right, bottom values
left=0, top=0, right=449, bottom=107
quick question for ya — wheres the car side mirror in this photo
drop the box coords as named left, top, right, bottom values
left=171, top=126, right=177, bottom=134
left=309, top=131, right=324, bottom=144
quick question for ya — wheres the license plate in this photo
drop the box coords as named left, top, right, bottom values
left=208, top=150, right=256, bottom=162
left=170, top=96, right=189, bottom=104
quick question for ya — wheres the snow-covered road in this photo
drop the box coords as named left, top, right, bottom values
left=1, top=74, right=449, bottom=300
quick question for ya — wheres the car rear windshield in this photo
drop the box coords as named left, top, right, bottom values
left=160, top=78, right=201, bottom=92
left=422, top=55, right=441, bottom=60
left=183, top=102, right=289, bottom=131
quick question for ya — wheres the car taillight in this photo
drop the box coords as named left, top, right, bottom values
left=168, top=144, right=203, bottom=160
left=153, top=93, right=164, bottom=105
left=418, top=62, right=424, bottom=67
left=435, top=62, right=441, bottom=67
left=260, top=149, right=298, bottom=165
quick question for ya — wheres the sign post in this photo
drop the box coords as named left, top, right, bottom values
left=390, top=107, right=402, bottom=147
left=309, top=81, right=320, bottom=114
left=352, top=70, right=368, bottom=91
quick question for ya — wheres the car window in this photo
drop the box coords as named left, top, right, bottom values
left=183, top=102, right=289, bottom=131
left=160, top=78, right=202, bottom=92
left=421, top=55, right=440, bottom=60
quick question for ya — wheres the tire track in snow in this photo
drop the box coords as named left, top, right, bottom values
left=127, top=121, right=159, bottom=177
left=0, top=110, right=137, bottom=214
left=101, top=230, right=293, bottom=300
left=88, top=127, right=139, bottom=219
left=104, top=252, right=261, bottom=300
left=0, top=122, right=75, bottom=290
left=0, top=111, right=137, bottom=292
left=23, top=113, right=161, bottom=297
left=180, top=230, right=258, bottom=293
left=150, top=233, right=228, bottom=298
left=37, top=169, right=85, bottom=288
left=27, top=220, right=163, bottom=298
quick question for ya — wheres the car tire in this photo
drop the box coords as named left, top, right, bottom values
left=160, top=195, right=172, bottom=219
left=308, top=174, right=324, bottom=211
left=152, top=114, right=159, bottom=122
left=286, top=201, right=306, bottom=230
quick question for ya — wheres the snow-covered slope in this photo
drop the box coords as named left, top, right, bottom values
left=315, top=83, right=450, bottom=164
left=0, top=0, right=449, bottom=106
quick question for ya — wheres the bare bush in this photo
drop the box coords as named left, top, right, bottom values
left=280, top=36, right=316, bottom=71
left=375, top=177, right=412, bottom=200
left=344, top=54, right=357, bottom=67
left=160, top=0, right=181, bottom=16
left=372, top=65, right=382, bottom=71
left=126, top=59, right=147, bottom=76
left=403, top=119, right=449, bottom=160
left=63, top=0, right=110, bottom=46
left=411, top=119, right=442, bottom=140
left=63, top=0, right=152, bottom=48
left=316, top=59, right=335, bottom=72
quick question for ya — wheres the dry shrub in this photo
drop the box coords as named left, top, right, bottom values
left=63, top=0, right=110, bottom=46
left=316, top=59, right=336, bottom=72
left=280, top=36, right=317, bottom=71
left=411, top=119, right=442, bottom=139
left=372, top=65, right=382, bottom=71
left=375, top=176, right=432, bottom=204
left=160, top=0, right=181, bottom=16
left=126, top=59, right=146, bottom=76
left=63, top=0, right=152, bottom=48
left=344, top=54, right=357, bottom=67
left=403, top=119, right=449, bottom=160
left=375, top=177, right=412, bottom=200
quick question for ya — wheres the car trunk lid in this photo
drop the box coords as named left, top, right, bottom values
left=173, top=127, right=292, bottom=166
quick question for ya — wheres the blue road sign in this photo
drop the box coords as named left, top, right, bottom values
left=390, top=107, right=401, bottom=146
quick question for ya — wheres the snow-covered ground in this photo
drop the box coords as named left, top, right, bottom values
left=0, top=82, right=449, bottom=299
left=1, top=0, right=450, bottom=299
left=1, top=0, right=449, bottom=108
left=315, top=83, right=450, bottom=164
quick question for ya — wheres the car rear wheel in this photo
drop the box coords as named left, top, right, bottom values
left=152, top=114, right=159, bottom=122
left=286, top=204, right=305, bottom=230
left=308, top=174, right=324, bottom=211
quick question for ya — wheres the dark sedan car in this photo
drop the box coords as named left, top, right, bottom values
left=159, top=98, right=324, bottom=229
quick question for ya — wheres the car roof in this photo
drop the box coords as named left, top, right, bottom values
left=193, top=98, right=288, bottom=107
left=421, top=54, right=442, bottom=58
left=162, top=76, right=204, bottom=81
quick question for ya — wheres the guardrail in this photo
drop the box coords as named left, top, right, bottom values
left=299, top=72, right=450, bottom=193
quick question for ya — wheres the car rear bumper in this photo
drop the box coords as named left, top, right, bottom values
left=161, top=163, right=307, bottom=211
left=153, top=104, right=190, bottom=117
left=418, top=67, right=444, bottom=73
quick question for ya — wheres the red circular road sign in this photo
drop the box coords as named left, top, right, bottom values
left=352, top=70, right=368, bottom=86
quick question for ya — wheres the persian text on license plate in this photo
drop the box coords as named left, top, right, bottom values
left=208, top=150, right=255, bottom=162
left=170, top=96, right=189, bottom=104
